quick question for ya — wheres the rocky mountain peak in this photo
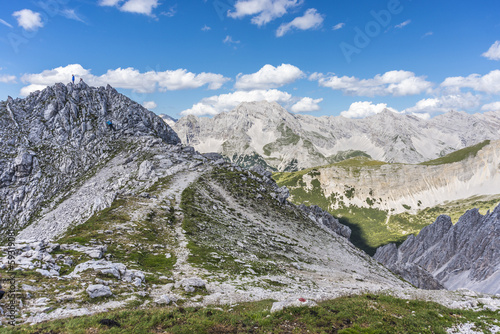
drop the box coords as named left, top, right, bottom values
left=0, top=82, right=179, bottom=238
left=374, top=205, right=500, bottom=294
left=232, top=100, right=295, bottom=121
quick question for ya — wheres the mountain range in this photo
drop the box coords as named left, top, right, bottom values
left=173, top=101, right=500, bottom=171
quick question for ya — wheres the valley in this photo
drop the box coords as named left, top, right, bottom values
left=274, top=141, right=500, bottom=254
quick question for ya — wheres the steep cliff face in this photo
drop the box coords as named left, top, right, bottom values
left=173, top=101, right=500, bottom=171
left=286, top=141, right=500, bottom=215
left=0, top=82, right=179, bottom=239
left=374, top=206, right=500, bottom=295
left=174, top=101, right=308, bottom=171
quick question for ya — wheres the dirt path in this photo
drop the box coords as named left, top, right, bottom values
left=157, top=169, right=206, bottom=279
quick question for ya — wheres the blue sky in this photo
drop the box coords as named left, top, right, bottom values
left=1, top=0, right=500, bottom=119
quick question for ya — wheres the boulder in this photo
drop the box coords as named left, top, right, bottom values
left=176, top=277, right=206, bottom=293
left=137, top=161, right=154, bottom=180
left=86, top=284, right=112, bottom=298
left=154, top=295, right=172, bottom=304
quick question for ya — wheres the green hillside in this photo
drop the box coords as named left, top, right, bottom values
left=3, top=294, right=499, bottom=334
left=420, top=140, right=490, bottom=166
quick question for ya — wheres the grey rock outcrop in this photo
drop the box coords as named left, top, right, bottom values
left=284, top=141, right=500, bottom=216
left=175, top=277, right=206, bottom=293
left=154, top=295, right=172, bottom=304
left=374, top=205, right=500, bottom=294
left=298, top=204, right=351, bottom=239
left=86, top=284, right=112, bottom=298
left=0, top=82, right=179, bottom=240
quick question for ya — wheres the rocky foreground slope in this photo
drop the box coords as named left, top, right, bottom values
left=1, top=84, right=499, bottom=327
left=374, top=205, right=500, bottom=295
left=173, top=101, right=500, bottom=171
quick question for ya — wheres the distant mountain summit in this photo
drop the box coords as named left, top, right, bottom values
left=173, top=102, right=500, bottom=171
left=0, top=82, right=179, bottom=238
left=158, top=113, right=177, bottom=128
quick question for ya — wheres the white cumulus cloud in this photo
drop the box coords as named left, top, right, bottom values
left=228, top=0, right=302, bottom=26
left=0, top=74, right=17, bottom=83
left=19, top=64, right=230, bottom=96
left=235, top=64, right=304, bottom=90
left=482, top=41, right=500, bottom=61
left=340, top=101, right=398, bottom=118
left=13, top=9, right=44, bottom=31
left=332, top=22, right=345, bottom=30
left=99, top=0, right=159, bottom=16
left=290, top=97, right=323, bottom=113
left=180, top=89, right=294, bottom=116
left=121, top=0, right=159, bottom=15
left=481, top=101, right=500, bottom=112
left=403, top=92, right=482, bottom=115
left=142, top=101, right=157, bottom=109
left=276, top=8, right=323, bottom=37
left=441, top=70, right=500, bottom=94
left=314, top=70, right=433, bottom=97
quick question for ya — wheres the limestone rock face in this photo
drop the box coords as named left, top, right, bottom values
left=374, top=205, right=500, bottom=294
left=0, top=82, right=179, bottom=239
left=175, top=277, right=206, bottom=292
left=298, top=204, right=351, bottom=239
left=282, top=141, right=500, bottom=215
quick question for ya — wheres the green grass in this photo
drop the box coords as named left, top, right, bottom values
left=57, top=198, right=130, bottom=245
left=333, top=156, right=387, bottom=168
left=420, top=140, right=490, bottom=165
left=180, top=178, right=285, bottom=276
left=145, top=175, right=173, bottom=194
left=180, top=167, right=326, bottom=276
left=326, top=150, right=371, bottom=164
left=230, top=152, right=278, bottom=171
left=56, top=193, right=178, bottom=276
left=3, top=294, right=499, bottom=333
